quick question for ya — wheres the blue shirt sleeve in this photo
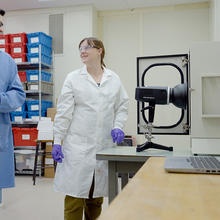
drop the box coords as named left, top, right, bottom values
left=0, top=53, right=26, bottom=113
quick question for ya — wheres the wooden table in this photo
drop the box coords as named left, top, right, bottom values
left=98, top=157, right=220, bottom=220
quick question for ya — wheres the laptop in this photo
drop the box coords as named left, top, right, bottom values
left=164, top=156, right=220, bottom=174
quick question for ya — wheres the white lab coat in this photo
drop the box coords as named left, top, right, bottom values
left=53, top=66, right=129, bottom=198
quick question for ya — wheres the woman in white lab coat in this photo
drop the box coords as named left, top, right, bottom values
left=52, top=37, right=129, bottom=220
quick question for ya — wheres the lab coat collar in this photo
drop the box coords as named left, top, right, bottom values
left=80, top=65, right=112, bottom=85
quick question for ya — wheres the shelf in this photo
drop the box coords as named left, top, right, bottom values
left=25, top=91, right=53, bottom=95
left=14, top=146, right=38, bottom=150
left=17, top=62, right=51, bottom=70
left=12, top=121, right=38, bottom=128
left=15, top=170, right=40, bottom=175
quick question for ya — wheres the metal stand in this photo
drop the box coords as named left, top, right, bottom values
left=136, top=103, right=173, bottom=152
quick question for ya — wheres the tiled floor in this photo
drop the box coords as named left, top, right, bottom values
left=0, top=176, right=109, bottom=220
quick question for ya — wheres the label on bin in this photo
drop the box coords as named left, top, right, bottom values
left=15, top=116, right=22, bottom=122
left=14, top=58, right=22, bottom=63
left=22, top=134, right=30, bottom=140
left=30, top=75, right=39, bottom=81
left=31, top=105, right=39, bottom=111
left=14, top=47, right=21, bottom=53
left=31, top=48, right=39, bottom=53
left=31, top=116, right=39, bottom=121
left=31, top=57, right=39, bottom=63
left=15, top=107, right=22, bottom=111
left=0, top=48, right=5, bottom=52
left=0, top=39, right=5, bottom=44
left=13, top=37, right=21, bottom=43
left=45, top=158, right=54, bottom=165
left=30, top=85, right=38, bottom=90
left=31, top=37, right=39, bottom=43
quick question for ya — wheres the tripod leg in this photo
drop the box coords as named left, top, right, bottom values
left=151, top=142, right=173, bottom=151
left=136, top=141, right=173, bottom=152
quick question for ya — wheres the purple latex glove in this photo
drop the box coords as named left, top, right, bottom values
left=111, top=128, right=125, bottom=144
left=51, top=144, right=64, bottom=163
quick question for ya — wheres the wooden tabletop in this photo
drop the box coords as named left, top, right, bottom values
left=99, top=157, right=220, bottom=220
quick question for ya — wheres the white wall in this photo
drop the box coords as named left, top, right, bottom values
left=99, top=2, right=210, bottom=148
left=210, top=0, right=220, bottom=40
left=4, top=5, right=97, bottom=103
left=4, top=2, right=211, bottom=149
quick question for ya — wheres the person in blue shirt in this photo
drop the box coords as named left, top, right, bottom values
left=0, top=8, right=26, bottom=206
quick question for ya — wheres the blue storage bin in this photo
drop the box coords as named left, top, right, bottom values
left=27, top=53, right=52, bottom=65
left=27, top=111, right=47, bottom=119
left=27, top=43, right=52, bottom=56
left=27, top=32, right=52, bottom=48
left=43, top=72, right=52, bottom=82
left=15, top=103, right=26, bottom=112
left=26, top=70, right=51, bottom=82
left=10, top=111, right=26, bottom=122
left=46, top=101, right=52, bottom=109
left=26, top=100, right=48, bottom=112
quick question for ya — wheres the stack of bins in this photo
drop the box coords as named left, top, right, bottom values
left=10, top=103, right=26, bottom=122
left=26, top=99, right=52, bottom=120
left=0, top=33, right=28, bottom=87
left=0, top=34, right=10, bottom=54
left=26, top=32, right=52, bottom=65
left=10, top=32, right=28, bottom=63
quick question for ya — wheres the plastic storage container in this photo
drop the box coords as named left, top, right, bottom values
left=14, top=149, right=37, bottom=172
left=26, top=53, right=52, bottom=65
left=27, top=110, right=47, bottom=119
left=0, top=44, right=10, bottom=54
left=10, top=111, right=26, bottom=122
left=14, top=103, right=26, bottom=112
left=11, top=53, right=27, bottom=63
left=26, top=100, right=51, bottom=111
left=0, top=34, right=10, bottom=45
left=10, top=33, right=27, bottom=44
left=27, top=32, right=52, bottom=48
left=18, top=71, right=27, bottom=82
left=27, top=43, right=52, bottom=56
left=10, top=43, right=27, bottom=55
left=12, top=127, right=38, bottom=146
left=26, top=70, right=52, bottom=82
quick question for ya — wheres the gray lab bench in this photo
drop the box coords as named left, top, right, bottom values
left=96, top=146, right=186, bottom=203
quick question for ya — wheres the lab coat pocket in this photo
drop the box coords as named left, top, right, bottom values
left=0, top=123, right=10, bottom=152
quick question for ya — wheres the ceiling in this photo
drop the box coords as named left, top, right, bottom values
left=0, top=0, right=209, bottom=12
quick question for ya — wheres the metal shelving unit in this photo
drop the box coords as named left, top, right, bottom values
left=13, top=44, right=53, bottom=175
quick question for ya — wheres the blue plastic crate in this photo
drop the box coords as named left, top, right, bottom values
left=10, top=111, right=26, bottom=122
left=27, top=111, right=47, bottom=119
left=27, top=53, right=52, bottom=65
left=14, top=103, right=26, bottom=112
left=45, top=101, right=52, bottom=109
left=26, top=100, right=48, bottom=112
left=27, top=32, right=52, bottom=48
left=26, top=70, right=51, bottom=82
left=27, top=43, right=52, bottom=56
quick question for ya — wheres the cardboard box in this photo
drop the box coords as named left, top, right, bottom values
left=46, top=142, right=53, bottom=153
left=47, top=108, right=56, bottom=121
left=44, top=167, right=55, bottom=178
left=44, top=155, right=55, bottom=178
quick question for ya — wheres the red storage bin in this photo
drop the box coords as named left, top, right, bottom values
left=10, top=43, right=27, bottom=55
left=10, top=33, right=27, bottom=44
left=11, top=53, right=27, bottom=63
left=0, top=34, right=10, bottom=45
left=12, top=127, right=38, bottom=146
left=0, top=44, right=10, bottom=54
left=18, top=71, right=27, bottom=82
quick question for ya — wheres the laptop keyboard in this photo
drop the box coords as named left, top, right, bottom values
left=188, top=156, right=220, bottom=169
